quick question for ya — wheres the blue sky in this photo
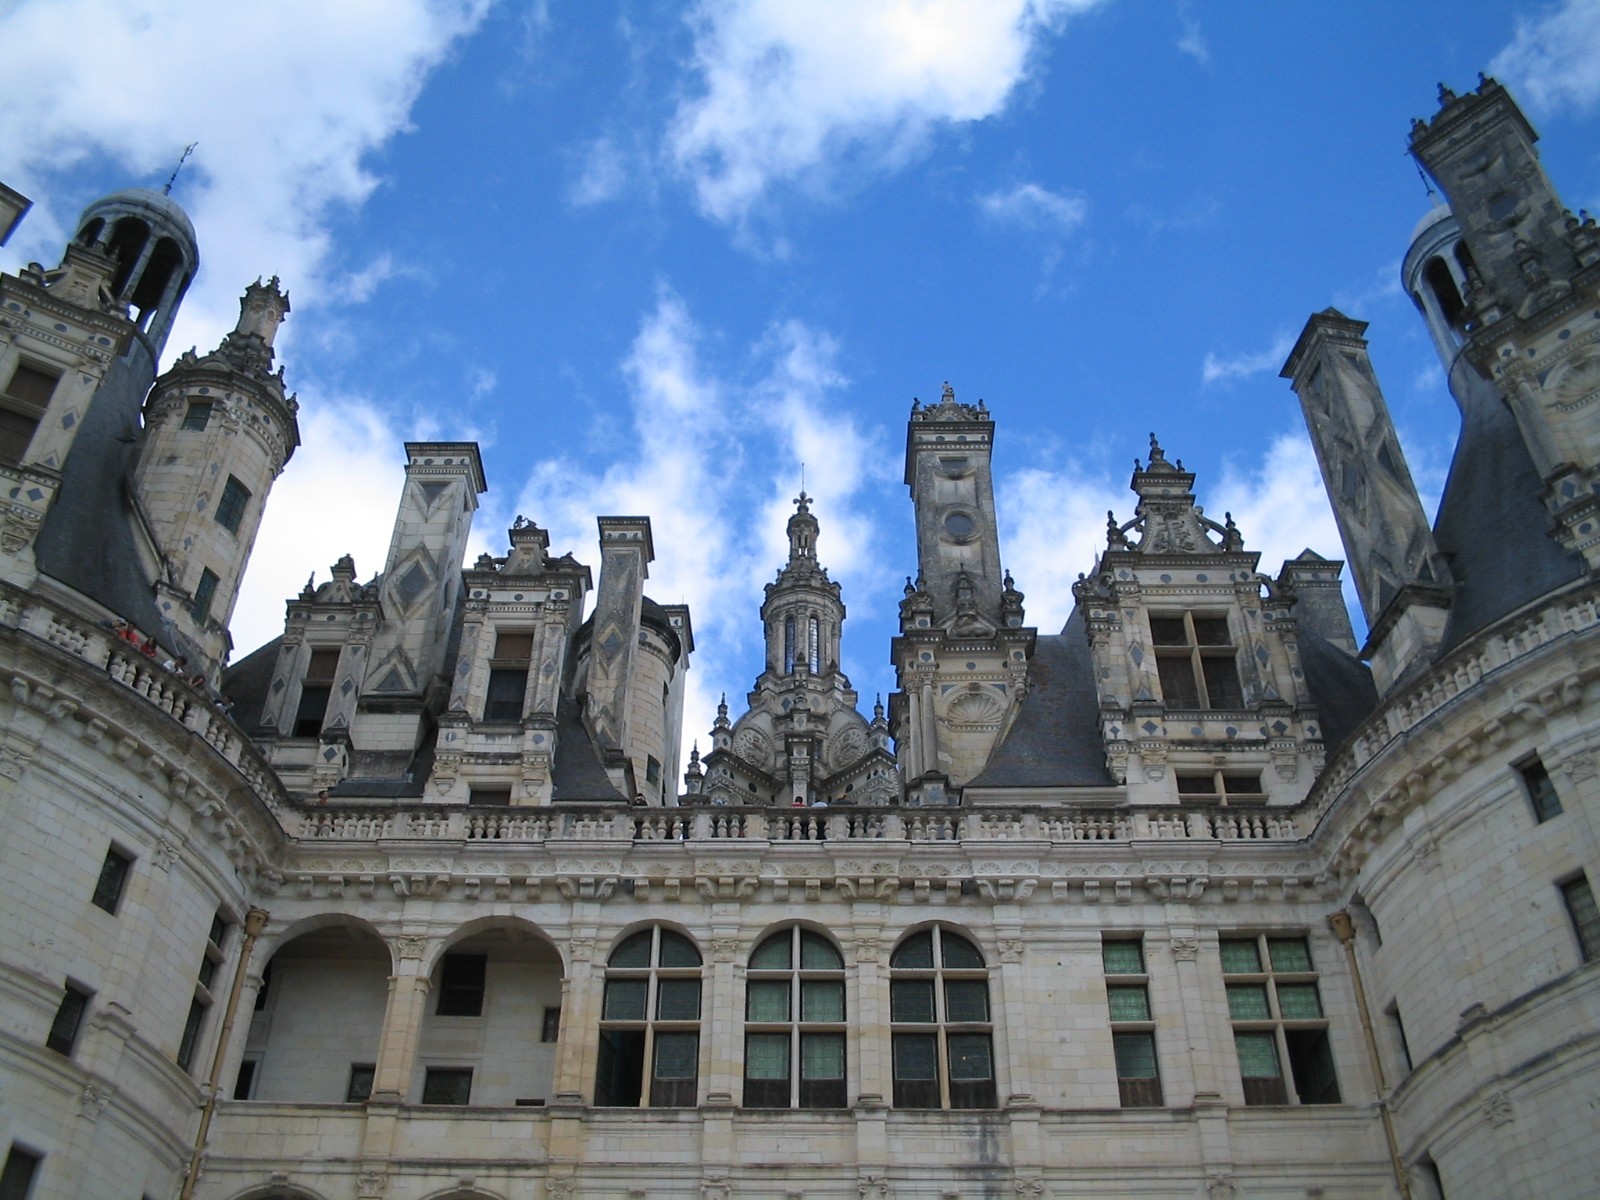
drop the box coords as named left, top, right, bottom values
left=4, top=0, right=1600, bottom=767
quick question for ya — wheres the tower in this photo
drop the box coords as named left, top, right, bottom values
left=348, top=443, right=486, bottom=756
left=1410, top=76, right=1600, bottom=565
left=133, top=278, right=298, bottom=678
left=699, top=494, right=894, bottom=807
left=892, top=384, right=1034, bottom=795
left=72, top=187, right=199, bottom=358
left=1280, top=310, right=1452, bottom=693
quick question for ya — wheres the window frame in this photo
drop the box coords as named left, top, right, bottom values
left=292, top=647, right=340, bottom=738
left=91, top=845, right=133, bottom=914
left=594, top=926, right=702, bottom=1108
left=1174, top=769, right=1266, bottom=806
left=0, top=1144, right=42, bottom=1200
left=1517, top=755, right=1563, bottom=823
left=435, top=953, right=488, bottom=1017
left=214, top=475, right=251, bottom=535
left=1102, top=937, right=1162, bottom=1107
left=190, top=567, right=220, bottom=626
left=1560, top=873, right=1600, bottom=963
left=483, top=629, right=534, bottom=723
left=181, top=400, right=213, bottom=431
left=46, top=982, right=91, bottom=1056
left=889, top=925, right=996, bottom=1110
left=1150, top=611, right=1245, bottom=711
left=0, top=359, right=59, bottom=467
left=742, top=926, right=848, bottom=1109
left=420, top=1066, right=473, bottom=1106
left=1220, top=933, right=1340, bottom=1106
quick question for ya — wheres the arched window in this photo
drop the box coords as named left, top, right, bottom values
left=595, top=927, right=701, bottom=1107
left=889, top=927, right=995, bottom=1109
left=744, top=927, right=846, bottom=1108
left=808, top=616, right=820, bottom=673
left=784, top=616, right=796, bottom=674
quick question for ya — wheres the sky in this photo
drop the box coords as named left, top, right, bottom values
left=4, top=0, right=1600, bottom=775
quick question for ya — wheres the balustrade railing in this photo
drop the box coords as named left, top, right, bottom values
left=3, top=584, right=289, bottom=814
left=291, top=800, right=1300, bottom=845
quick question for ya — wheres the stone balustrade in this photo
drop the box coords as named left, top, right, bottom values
left=294, top=800, right=1299, bottom=845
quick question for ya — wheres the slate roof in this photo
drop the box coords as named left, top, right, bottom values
left=1432, top=359, right=1583, bottom=651
left=551, top=695, right=628, bottom=802
left=966, top=608, right=1116, bottom=789
left=33, top=344, right=167, bottom=639
left=1295, top=625, right=1378, bottom=754
left=221, top=635, right=281, bottom=732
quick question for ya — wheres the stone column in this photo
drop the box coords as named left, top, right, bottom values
left=552, top=932, right=600, bottom=1101
left=370, top=942, right=432, bottom=1102
left=703, top=917, right=742, bottom=1107
left=991, top=921, right=1033, bottom=1104
left=850, top=922, right=889, bottom=1105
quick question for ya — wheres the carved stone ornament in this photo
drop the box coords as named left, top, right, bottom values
left=78, top=1081, right=113, bottom=1121
left=357, top=1169, right=388, bottom=1198
left=395, top=934, right=428, bottom=960
left=854, top=934, right=882, bottom=963
left=1482, top=1089, right=1514, bottom=1126
left=1014, top=1178, right=1045, bottom=1197
left=570, top=936, right=596, bottom=963
left=153, top=836, right=182, bottom=871
left=712, top=936, right=740, bottom=963
left=702, top=1177, right=732, bottom=1200
left=997, top=938, right=1024, bottom=964
left=858, top=1176, right=891, bottom=1199
left=1206, top=1174, right=1236, bottom=1200
left=547, top=1177, right=576, bottom=1200
left=1169, top=936, right=1200, bottom=961
left=1562, top=750, right=1597, bottom=783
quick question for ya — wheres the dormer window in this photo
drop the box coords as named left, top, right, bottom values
left=1151, top=613, right=1243, bottom=710
left=484, top=631, right=533, bottom=722
left=1176, top=770, right=1265, bottom=806
left=293, top=649, right=340, bottom=737
left=0, top=361, right=58, bottom=465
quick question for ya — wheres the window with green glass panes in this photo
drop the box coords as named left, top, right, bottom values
left=1220, top=933, right=1339, bottom=1106
left=743, top=926, right=847, bottom=1109
left=593, top=926, right=702, bottom=1108
left=889, top=926, right=995, bottom=1110
left=1102, top=936, right=1161, bottom=1106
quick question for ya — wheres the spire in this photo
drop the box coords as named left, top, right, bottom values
left=787, top=490, right=819, bottom=562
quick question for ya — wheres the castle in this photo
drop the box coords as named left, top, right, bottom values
left=1, top=76, right=1598, bottom=1200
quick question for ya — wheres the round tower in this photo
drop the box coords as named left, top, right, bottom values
left=73, top=187, right=199, bottom=358
left=1402, top=203, right=1475, bottom=385
left=760, top=492, right=844, bottom=678
left=134, top=277, right=299, bottom=680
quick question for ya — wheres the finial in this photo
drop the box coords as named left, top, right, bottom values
left=1436, top=82, right=1456, bottom=106
left=163, top=142, right=198, bottom=196
left=942, top=380, right=955, bottom=404
left=1148, top=432, right=1165, bottom=462
left=911, top=396, right=921, bottom=413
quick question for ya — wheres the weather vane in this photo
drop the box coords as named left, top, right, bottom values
left=163, top=143, right=198, bottom=196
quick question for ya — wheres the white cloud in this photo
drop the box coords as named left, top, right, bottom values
left=1490, top=0, right=1600, bottom=114
left=668, top=0, right=1105, bottom=224
left=1201, top=331, right=1294, bottom=385
left=569, top=136, right=630, bottom=206
left=0, top=0, right=492, bottom=364
left=978, top=182, right=1088, bottom=232
left=1210, top=430, right=1342, bottom=572
left=229, top=397, right=412, bottom=657
left=509, top=290, right=895, bottom=750
left=998, top=463, right=1121, bottom=633
left=1176, top=2, right=1209, bottom=65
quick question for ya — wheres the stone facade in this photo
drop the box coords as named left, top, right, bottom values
left=2, top=76, right=1600, bottom=1200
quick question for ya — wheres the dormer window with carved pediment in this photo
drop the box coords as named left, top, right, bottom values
left=483, top=630, right=533, bottom=723
left=1150, top=612, right=1243, bottom=710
